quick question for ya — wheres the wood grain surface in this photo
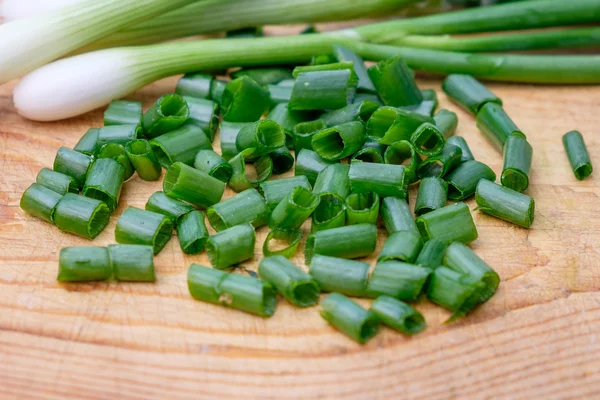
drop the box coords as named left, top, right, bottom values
left=1, top=18, right=600, bottom=400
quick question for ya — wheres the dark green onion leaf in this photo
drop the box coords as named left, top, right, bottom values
left=74, top=128, right=99, bottom=155
left=415, top=238, right=446, bottom=271
left=411, top=122, right=445, bottom=157
left=383, top=140, right=420, bottom=184
left=231, top=67, right=293, bottom=86
left=235, top=119, right=286, bottom=157
left=333, top=45, right=377, bottom=93
left=270, top=146, right=295, bottom=175
left=269, top=186, right=319, bottom=230
left=378, top=109, right=434, bottom=145
left=220, top=121, right=249, bottom=160
left=313, top=163, right=351, bottom=201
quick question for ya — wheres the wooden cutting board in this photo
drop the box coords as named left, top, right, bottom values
left=0, top=22, right=599, bottom=400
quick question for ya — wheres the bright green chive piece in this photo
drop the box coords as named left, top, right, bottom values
left=210, top=79, right=228, bottom=105
left=53, top=194, right=110, bottom=240
left=95, top=124, right=141, bottom=152
left=142, top=94, right=189, bottom=139
left=349, top=162, right=408, bottom=199
left=221, top=76, right=271, bottom=122
left=311, top=54, right=337, bottom=66
left=145, top=191, right=194, bottom=225
left=259, top=256, right=320, bottom=307
left=53, top=146, right=92, bottom=187
left=312, top=121, right=366, bottom=161
left=150, top=123, right=212, bottom=168
left=270, top=146, right=295, bottom=175
left=293, top=119, right=328, bottom=152
left=115, top=207, right=173, bottom=255
left=427, top=266, right=481, bottom=317
left=108, top=244, right=155, bottom=282
left=175, top=73, right=213, bottom=99
left=263, top=228, right=303, bottom=258
left=434, top=109, right=459, bottom=139
left=366, top=106, right=401, bottom=139
left=403, top=100, right=437, bottom=117
left=235, top=120, right=285, bottom=157
left=368, top=57, right=422, bottom=107
left=367, top=261, right=431, bottom=302
left=194, top=149, right=232, bottom=183
left=104, top=100, right=142, bottom=127
left=292, top=62, right=357, bottom=81
left=266, top=103, right=313, bottom=139
left=415, top=177, right=448, bottom=216
left=231, top=67, right=293, bottom=86
left=352, top=139, right=386, bottom=163
left=354, top=93, right=383, bottom=105
left=563, top=130, right=593, bottom=180
left=475, top=179, right=535, bottom=228
left=446, top=136, right=475, bottom=162
left=278, top=80, right=296, bottom=87
left=187, top=263, right=227, bottom=304
left=411, top=122, right=445, bottom=157
left=219, top=121, right=248, bottom=160
left=313, top=163, right=351, bottom=201
left=442, top=74, right=502, bottom=116
left=378, top=231, right=423, bottom=263
left=295, top=149, right=334, bottom=186
left=269, top=186, right=319, bottom=230
left=417, top=143, right=462, bottom=179
left=312, top=193, right=346, bottom=232
left=163, top=162, right=225, bottom=208
left=476, top=102, right=525, bottom=152
left=446, top=160, right=497, bottom=201
left=416, top=202, right=478, bottom=245
left=74, top=128, right=99, bottom=155
left=289, top=70, right=357, bottom=111
left=36, top=168, right=78, bottom=196
left=125, top=139, right=162, bottom=181
left=206, top=223, right=256, bottom=269
left=305, top=224, right=377, bottom=265
left=370, top=295, right=426, bottom=335
left=97, top=143, right=135, bottom=181
left=267, top=84, right=292, bottom=108
left=501, top=134, right=533, bottom=192
left=320, top=293, right=380, bottom=344
left=321, top=101, right=379, bottom=127
left=383, top=140, right=420, bottom=183
left=58, top=247, right=111, bottom=282
left=176, top=210, right=209, bottom=255
left=309, top=255, right=369, bottom=297
left=380, top=197, right=418, bottom=236
left=345, top=192, right=380, bottom=226
left=258, top=176, right=311, bottom=211
left=228, top=149, right=274, bottom=193
left=183, top=97, right=219, bottom=141
left=334, top=45, right=377, bottom=93
left=20, top=183, right=63, bottom=223
left=421, top=89, right=438, bottom=105
left=378, top=109, right=434, bottom=145
left=414, top=239, right=446, bottom=270
left=207, top=188, right=269, bottom=232
left=82, top=158, right=125, bottom=211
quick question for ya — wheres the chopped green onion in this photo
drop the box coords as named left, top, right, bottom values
left=414, top=238, right=446, bottom=270
left=345, top=192, right=380, bottom=225
left=219, top=121, right=248, bottom=160
left=258, top=176, right=312, bottom=211
left=96, top=124, right=141, bottom=150
left=259, top=256, right=320, bottom=307
left=207, top=188, right=269, bottom=232
left=411, top=122, right=445, bottom=157
left=269, top=186, right=319, bottom=230
left=417, top=142, right=462, bottom=179
left=53, top=146, right=91, bottom=187
left=501, top=135, right=532, bottom=192
left=446, top=136, right=475, bottom=162
left=310, top=54, right=337, bottom=65
left=370, top=295, right=425, bottom=335
left=446, top=160, right=496, bottom=201
left=270, top=146, right=295, bottom=175
left=442, top=74, right=502, bottom=116
left=416, top=202, right=478, bottom=245
left=36, top=168, right=78, bottom=196
left=115, top=207, right=173, bottom=255
left=426, top=266, right=481, bottom=317
left=434, top=109, right=458, bottom=139
left=183, top=96, right=219, bottom=141
left=193, top=149, right=233, bottom=183
left=58, top=247, right=111, bottom=282
left=82, top=158, right=125, bottom=211
left=20, top=183, right=63, bottom=223
left=267, top=84, right=292, bottom=108
left=97, top=143, right=135, bottom=181
left=142, top=94, right=189, bottom=139
left=108, top=244, right=155, bottom=282
left=187, top=263, right=227, bottom=305
left=150, top=123, right=212, bottom=168
left=292, top=62, right=357, bottom=80
left=421, top=89, right=438, bottom=105
left=236, top=120, right=285, bottom=157
left=563, top=130, right=593, bottom=180
left=313, top=163, right=351, bottom=201
left=366, top=106, right=401, bottom=139
left=378, top=231, right=423, bottom=263
left=368, top=57, right=422, bottom=107
left=218, top=272, right=277, bottom=317
left=163, top=162, right=225, bottom=208
left=352, top=139, right=386, bottom=163
left=263, top=228, right=303, bottom=258
left=125, top=139, right=162, bottom=181
left=228, top=149, right=274, bottom=192
left=349, top=162, right=408, bottom=199
left=74, top=128, right=99, bottom=155
left=175, top=73, right=213, bottom=99
left=367, top=261, right=431, bottom=302
left=476, top=102, right=525, bottom=153
left=320, top=293, right=380, bottom=344
left=383, top=140, right=419, bottom=183
left=354, top=93, right=383, bottom=106
left=378, top=109, right=434, bottom=145
left=322, top=101, right=379, bottom=127
left=231, top=67, right=293, bottom=86
left=145, top=191, right=194, bottom=225
left=210, top=79, right=228, bottom=104
left=289, top=70, right=357, bottom=111
left=222, top=76, right=270, bottom=122
left=312, top=193, right=346, bottom=232
left=334, top=45, right=377, bottom=94
left=104, top=100, right=142, bottom=127
left=475, top=179, right=535, bottom=228
left=414, top=176, right=448, bottom=216
left=295, top=148, right=333, bottom=186
left=309, top=255, right=369, bottom=297
left=305, top=223, right=377, bottom=265
left=176, top=210, right=208, bottom=255
left=380, top=196, right=419, bottom=236
left=312, top=121, right=366, bottom=161
left=277, top=79, right=296, bottom=87
left=293, top=119, right=328, bottom=152
left=226, top=26, right=263, bottom=39
left=206, top=223, right=256, bottom=269
left=54, top=193, right=111, bottom=239
left=403, top=100, right=436, bottom=117
left=266, top=103, right=314, bottom=139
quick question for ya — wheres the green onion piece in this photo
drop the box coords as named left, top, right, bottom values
left=417, top=143, right=462, bottom=179
left=475, top=179, right=535, bottom=228
left=108, top=244, right=155, bottom=282
left=231, top=67, right=293, bottom=86
left=20, top=183, right=63, bottom=223
left=563, top=130, right=593, bottom=180
left=96, top=125, right=141, bottom=152
left=210, top=79, right=227, bottom=105
left=53, top=146, right=92, bottom=187
left=295, top=149, right=333, bottom=186
left=301, top=25, right=318, bottom=35
left=427, top=266, right=481, bottom=317
left=446, top=136, right=475, bottom=162
left=277, top=79, right=296, bottom=88
left=104, top=100, right=142, bottom=127
left=207, top=188, right=269, bottom=232
left=370, top=295, right=425, bottom=335
left=125, top=139, right=162, bottom=181
left=414, top=176, right=448, bottom=216
left=367, top=261, right=431, bottom=302
left=345, top=192, right=380, bottom=226
left=217, top=272, right=277, bottom=317
left=82, top=158, right=125, bottom=211
left=270, top=146, right=295, bottom=175
left=380, top=197, right=419, bottom=236
left=193, top=149, right=232, bottom=183
left=368, top=57, right=423, bottom=107
left=221, top=76, right=270, bottom=122
left=176, top=210, right=208, bottom=255
left=442, top=74, right=502, bottom=116
left=266, top=103, right=314, bottom=140
left=334, top=45, right=377, bottom=93
left=403, top=100, right=437, bottom=117
left=353, top=93, right=383, bottom=106
left=175, top=73, right=213, bottom=99
left=58, top=247, right=111, bottom=282
left=311, top=54, right=338, bottom=66
left=378, top=231, right=423, bottom=263
left=414, top=239, right=446, bottom=270
left=434, top=109, right=458, bottom=139
left=289, top=70, right=357, bottom=111
left=228, top=149, right=274, bottom=192
left=183, top=96, right=219, bottom=141
left=421, top=89, right=438, bottom=104
left=145, top=191, right=194, bottom=225
left=188, top=263, right=227, bottom=305
left=258, top=256, right=320, bottom=307
left=293, top=119, right=328, bottom=152
left=446, top=160, right=496, bottom=201
left=320, top=293, right=379, bottom=344
left=267, top=84, right=292, bottom=109
left=150, top=123, right=212, bottom=168
left=163, top=162, right=225, bottom=208
left=352, top=139, right=386, bottom=163
left=366, top=106, right=401, bottom=139
left=378, top=109, right=434, bottom=145
left=501, top=134, right=533, bottom=192
left=263, top=228, right=303, bottom=258
left=313, top=163, right=351, bottom=201
left=142, top=94, right=189, bottom=139
left=322, top=101, right=379, bottom=128
left=269, top=186, right=319, bottom=230
left=226, top=26, right=263, bottom=39
left=36, top=168, right=78, bottom=195
left=97, top=143, right=135, bottom=181
left=309, top=255, right=369, bottom=297
left=219, top=121, right=248, bottom=160
left=74, top=128, right=99, bottom=155
left=115, top=207, right=173, bottom=255
left=258, top=176, right=312, bottom=211
left=416, top=202, right=477, bottom=245
left=349, top=162, right=408, bottom=199
left=383, top=140, right=420, bottom=183
left=476, top=102, right=525, bottom=152
left=54, top=193, right=110, bottom=240
left=312, top=193, right=346, bottom=232
left=305, top=223, right=377, bottom=265
left=236, top=120, right=285, bottom=157
left=206, top=223, right=255, bottom=269
left=292, top=62, right=357, bottom=80
left=312, top=121, right=366, bottom=161
left=411, top=122, right=445, bottom=157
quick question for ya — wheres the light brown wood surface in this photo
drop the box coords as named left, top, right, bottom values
left=1, top=19, right=600, bottom=400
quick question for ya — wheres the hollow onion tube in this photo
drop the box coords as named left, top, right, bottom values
left=321, top=101, right=379, bottom=127
left=368, top=57, right=422, bottom=107
left=228, top=149, right=274, bottom=192
left=414, top=238, right=446, bottom=271
left=295, top=149, right=333, bottom=186
left=416, top=143, right=462, bottom=179
left=416, top=202, right=478, bottom=245
left=20, top=183, right=63, bottom=223
left=194, top=150, right=232, bottom=183
left=345, top=192, right=380, bottom=225
left=126, top=139, right=162, bottom=181
left=434, top=109, right=458, bottom=139
left=177, top=210, right=209, bottom=255
left=269, top=186, right=320, bottom=230
left=108, top=244, right=156, bottom=282
left=293, top=119, right=328, bottom=152
left=58, top=246, right=112, bottom=282
left=258, top=176, right=312, bottom=211
left=232, top=67, right=293, bottom=86
left=367, top=261, right=431, bottom=302
left=313, top=164, right=351, bottom=201
left=207, top=189, right=269, bottom=231
left=311, top=194, right=346, bottom=232
left=270, top=147, right=295, bottom=175
left=267, top=103, right=314, bottom=139
left=263, top=228, right=303, bottom=258
left=305, top=223, right=377, bottom=265
left=309, top=255, right=370, bottom=297
left=445, top=160, right=496, bottom=201
left=378, top=110, right=434, bottom=145
left=82, top=158, right=125, bottom=211
left=36, top=168, right=78, bottom=196
left=150, top=123, right=212, bottom=168
left=476, top=103, right=525, bottom=153
left=352, top=140, right=386, bottom=164
left=104, top=100, right=142, bottom=127
left=442, top=74, right=502, bottom=116
left=320, top=293, right=380, bottom=344
left=96, top=124, right=141, bottom=150
left=235, top=120, right=285, bottom=157
left=96, top=143, right=135, bottom=181
left=370, top=296, right=425, bottom=335
left=175, top=73, right=213, bottom=99
left=258, top=256, right=320, bottom=307
left=501, top=135, right=533, bottom=192
left=414, top=177, right=448, bottom=216
left=163, top=162, right=225, bottom=208
left=74, top=128, right=99, bottom=155
left=184, top=97, right=219, bottom=142
left=349, top=162, right=408, bottom=199
left=220, top=122, right=248, bottom=160
left=222, top=76, right=271, bottom=122
left=426, top=266, right=482, bottom=318
left=142, top=94, right=189, bottom=139
left=446, top=136, right=474, bottom=163
left=145, top=191, right=194, bottom=224
left=383, top=140, right=419, bottom=183
left=563, top=130, right=593, bottom=180
left=289, top=70, right=357, bottom=111
left=206, top=223, right=256, bottom=269
left=333, top=45, right=377, bottom=94
left=53, top=193, right=111, bottom=239
left=378, top=231, right=423, bottom=263
left=380, top=197, right=418, bottom=236
left=115, top=207, right=174, bottom=255
left=53, top=146, right=91, bottom=187
left=312, top=122, right=366, bottom=161
left=475, top=179, right=535, bottom=228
